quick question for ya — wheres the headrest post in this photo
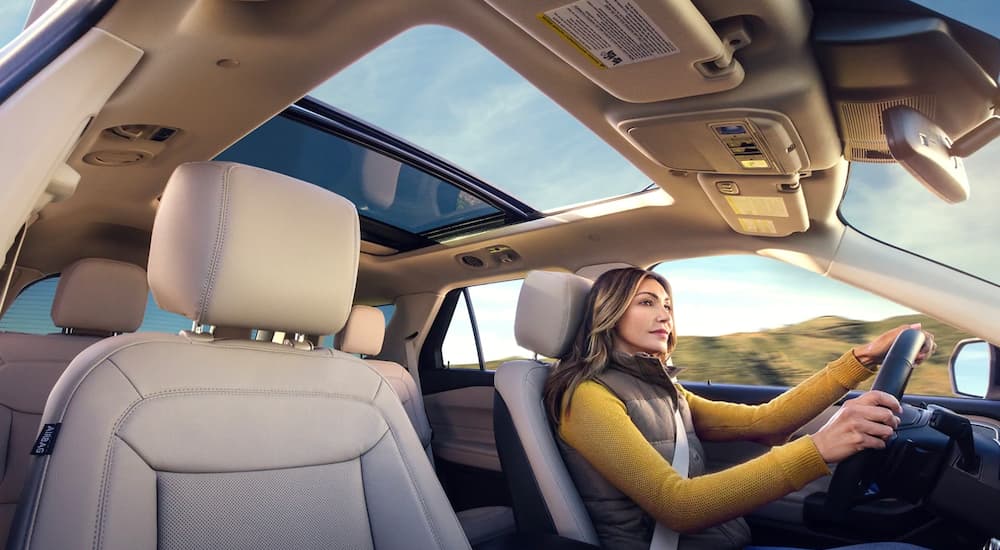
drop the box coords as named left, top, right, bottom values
left=292, top=333, right=314, bottom=351
left=192, top=323, right=215, bottom=335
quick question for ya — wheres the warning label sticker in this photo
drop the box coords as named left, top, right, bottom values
left=737, top=218, right=777, bottom=234
left=725, top=196, right=789, bottom=218
left=539, top=0, right=680, bottom=69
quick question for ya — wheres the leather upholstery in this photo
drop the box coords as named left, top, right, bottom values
left=494, top=361, right=599, bottom=545
left=0, top=333, right=100, bottom=547
left=2, top=258, right=146, bottom=546
left=335, top=305, right=385, bottom=356
left=147, top=162, right=359, bottom=336
left=495, top=270, right=600, bottom=544
left=513, top=271, right=592, bottom=359
left=10, top=162, right=470, bottom=550
left=11, top=334, right=471, bottom=550
left=50, top=258, right=148, bottom=334
left=336, top=306, right=516, bottom=545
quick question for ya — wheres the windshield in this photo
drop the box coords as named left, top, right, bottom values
left=840, top=2, right=1000, bottom=285
left=310, top=25, right=652, bottom=212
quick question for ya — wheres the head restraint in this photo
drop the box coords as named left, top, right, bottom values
left=514, top=270, right=593, bottom=359
left=51, top=258, right=148, bottom=334
left=335, top=305, right=385, bottom=356
left=148, top=162, right=360, bottom=335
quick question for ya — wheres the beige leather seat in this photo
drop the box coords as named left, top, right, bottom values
left=493, top=270, right=600, bottom=544
left=335, top=305, right=516, bottom=545
left=0, top=258, right=148, bottom=546
left=6, top=162, right=471, bottom=550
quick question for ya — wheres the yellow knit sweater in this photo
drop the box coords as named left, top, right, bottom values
left=558, top=351, right=876, bottom=534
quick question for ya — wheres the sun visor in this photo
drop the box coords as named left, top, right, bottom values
left=697, top=173, right=809, bottom=237
left=483, top=0, right=747, bottom=103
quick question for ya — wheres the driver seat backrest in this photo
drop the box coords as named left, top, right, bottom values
left=493, top=270, right=599, bottom=545
left=0, top=258, right=148, bottom=547
left=6, top=162, right=471, bottom=550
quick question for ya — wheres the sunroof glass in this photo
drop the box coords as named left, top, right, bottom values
left=310, top=25, right=652, bottom=211
left=215, top=115, right=501, bottom=234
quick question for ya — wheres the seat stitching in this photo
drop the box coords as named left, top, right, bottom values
left=93, top=387, right=391, bottom=549
left=515, top=363, right=592, bottom=536
left=196, top=164, right=232, bottom=323
left=385, top=416, right=446, bottom=548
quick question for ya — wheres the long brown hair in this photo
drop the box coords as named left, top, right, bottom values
left=543, top=267, right=675, bottom=422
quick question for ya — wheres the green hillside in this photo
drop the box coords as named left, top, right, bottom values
left=672, top=314, right=971, bottom=396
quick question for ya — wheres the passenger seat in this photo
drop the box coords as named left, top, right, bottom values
left=0, top=258, right=148, bottom=546
left=335, top=305, right=516, bottom=546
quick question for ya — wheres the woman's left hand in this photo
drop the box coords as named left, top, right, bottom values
left=852, top=323, right=937, bottom=368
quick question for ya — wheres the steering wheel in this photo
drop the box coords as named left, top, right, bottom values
left=823, top=328, right=926, bottom=519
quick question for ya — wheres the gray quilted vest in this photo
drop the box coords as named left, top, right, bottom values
left=557, top=354, right=752, bottom=550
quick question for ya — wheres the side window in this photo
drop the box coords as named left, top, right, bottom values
left=0, top=277, right=59, bottom=334
left=137, top=294, right=190, bottom=333
left=440, top=279, right=531, bottom=370
left=655, top=256, right=975, bottom=397
left=0, top=275, right=191, bottom=335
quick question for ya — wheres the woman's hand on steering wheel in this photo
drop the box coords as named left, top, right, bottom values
left=852, top=323, right=937, bottom=368
left=811, top=391, right=902, bottom=463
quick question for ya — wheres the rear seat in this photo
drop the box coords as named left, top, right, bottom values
left=335, top=305, right=516, bottom=546
left=0, top=258, right=148, bottom=545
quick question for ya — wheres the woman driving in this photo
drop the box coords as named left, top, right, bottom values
left=544, top=267, right=935, bottom=550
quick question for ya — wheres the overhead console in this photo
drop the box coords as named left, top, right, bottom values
left=482, top=0, right=748, bottom=103
left=620, top=109, right=808, bottom=175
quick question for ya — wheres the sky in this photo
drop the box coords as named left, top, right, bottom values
left=1, top=2, right=997, bottom=364
left=0, top=0, right=29, bottom=48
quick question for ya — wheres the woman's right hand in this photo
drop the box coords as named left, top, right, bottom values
left=811, top=390, right=901, bottom=463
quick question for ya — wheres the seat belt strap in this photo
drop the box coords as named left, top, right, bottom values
left=649, top=404, right=689, bottom=550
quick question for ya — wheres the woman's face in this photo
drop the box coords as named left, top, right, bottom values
left=612, top=277, right=673, bottom=356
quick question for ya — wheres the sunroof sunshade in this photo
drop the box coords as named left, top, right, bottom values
left=215, top=115, right=501, bottom=234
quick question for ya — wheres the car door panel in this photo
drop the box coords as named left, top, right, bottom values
left=424, top=384, right=502, bottom=472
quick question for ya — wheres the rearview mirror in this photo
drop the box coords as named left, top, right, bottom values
left=949, top=339, right=999, bottom=398
left=882, top=106, right=969, bottom=204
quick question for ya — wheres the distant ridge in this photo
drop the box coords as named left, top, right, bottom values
left=672, top=314, right=970, bottom=396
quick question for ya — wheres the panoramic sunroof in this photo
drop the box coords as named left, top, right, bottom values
left=215, top=113, right=505, bottom=237
left=310, top=25, right=652, bottom=211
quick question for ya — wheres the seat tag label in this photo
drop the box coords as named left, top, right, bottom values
left=31, top=423, right=62, bottom=455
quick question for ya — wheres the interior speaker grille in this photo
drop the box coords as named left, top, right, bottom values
left=839, top=95, right=936, bottom=163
